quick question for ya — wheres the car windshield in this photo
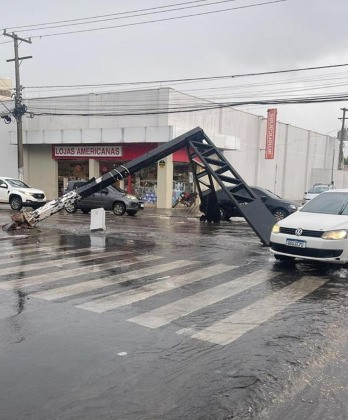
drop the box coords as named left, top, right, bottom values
left=301, top=192, right=348, bottom=215
left=109, top=185, right=126, bottom=194
left=308, top=185, right=329, bottom=194
left=253, top=187, right=280, bottom=199
left=7, top=179, right=29, bottom=188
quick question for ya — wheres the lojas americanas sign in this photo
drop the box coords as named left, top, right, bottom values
left=53, top=145, right=123, bottom=159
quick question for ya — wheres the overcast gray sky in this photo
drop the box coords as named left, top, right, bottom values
left=1, top=0, right=348, bottom=135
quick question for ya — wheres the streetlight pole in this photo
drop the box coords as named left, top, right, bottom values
left=338, top=107, right=347, bottom=170
left=3, top=30, right=32, bottom=181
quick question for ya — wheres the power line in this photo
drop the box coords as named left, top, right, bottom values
left=9, top=0, right=240, bottom=33
left=24, top=62, right=348, bottom=90
left=26, top=92, right=348, bottom=117
left=27, top=0, right=289, bottom=39
left=0, top=99, right=12, bottom=113
left=24, top=79, right=348, bottom=108
left=4, top=0, right=212, bottom=30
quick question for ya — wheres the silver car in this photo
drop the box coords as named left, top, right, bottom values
left=64, top=181, right=143, bottom=216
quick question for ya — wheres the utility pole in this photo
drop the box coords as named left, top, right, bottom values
left=3, top=30, right=32, bottom=181
left=338, top=107, right=348, bottom=170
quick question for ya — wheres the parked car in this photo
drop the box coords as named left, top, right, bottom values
left=200, top=186, right=299, bottom=221
left=270, top=189, right=348, bottom=264
left=0, top=176, right=46, bottom=211
left=303, top=183, right=332, bottom=203
left=63, top=180, right=143, bottom=216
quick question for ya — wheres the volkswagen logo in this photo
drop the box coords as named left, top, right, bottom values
left=295, top=228, right=303, bottom=236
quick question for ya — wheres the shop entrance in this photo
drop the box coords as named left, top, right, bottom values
left=173, top=162, right=194, bottom=203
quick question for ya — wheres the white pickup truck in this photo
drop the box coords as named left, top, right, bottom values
left=0, top=176, right=46, bottom=210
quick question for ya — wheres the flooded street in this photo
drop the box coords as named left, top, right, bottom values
left=0, top=208, right=348, bottom=419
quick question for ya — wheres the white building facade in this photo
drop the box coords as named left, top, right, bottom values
left=0, top=87, right=340, bottom=204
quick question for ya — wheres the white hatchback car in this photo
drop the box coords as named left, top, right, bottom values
left=0, top=176, right=46, bottom=211
left=270, top=189, right=348, bottom=264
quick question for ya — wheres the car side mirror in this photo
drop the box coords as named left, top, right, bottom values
left=0, top=185, right=7, bottom=189
left=261, top=195, right=267, bottom=202
left=101, top=189, right=108, bottom=194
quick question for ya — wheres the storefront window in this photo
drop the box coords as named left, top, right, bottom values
left=58, top=160, right=89, bottom=196
left=133, top=164, right=157, bottom=203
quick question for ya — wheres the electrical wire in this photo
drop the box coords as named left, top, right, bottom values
left=22, top=77, right=348, bottom=108
left=26, top=92, right=348, bottom=117
left=4, top=0, right=213, bottom=30
left=26, top=0, right=289, bottom=39
left=9, top=0, right=241, bottom=33
left=24, top=63, right=348, bottom=90
left=0, top=99, right=12, bottom=113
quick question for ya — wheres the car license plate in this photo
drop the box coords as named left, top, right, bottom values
left=286, top=238, right=306, bottom=248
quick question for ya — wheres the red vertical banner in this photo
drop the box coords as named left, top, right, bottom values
left=265, top=108, right=277, bottom=159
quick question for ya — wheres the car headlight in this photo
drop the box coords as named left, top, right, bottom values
left=126, top=194, right=137, bottom=200
left=272, top=223, right=280, bottom=234
left=321, top=230, right=348, bottom=240
left=289, top=204, right=298, bottom=210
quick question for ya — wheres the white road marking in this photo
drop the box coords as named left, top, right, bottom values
left=187, top=276, right=328, bottom=345
left=0, top=242, right=43, bottom=250
left=0, top=254, right=162, bottom=290
left=0, top=250, right=128, bottom=276
left=0, top=246, right=95, bottom=265
left=76, top=263, right=236, bottom=313
left=129, top=269, right=278, bottom=329
left=32, top=260, right=196, bottom=300
left=0, top=244, right=73, bottom=258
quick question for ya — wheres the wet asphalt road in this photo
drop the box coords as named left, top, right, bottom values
left=0, top=207, right=348, bottom=420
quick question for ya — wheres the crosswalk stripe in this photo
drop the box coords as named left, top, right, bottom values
left=185, top=276, right=328, bottom=345
left=32, top=260, right=197, bottom=301
left=0, top=246, right=96, bottom=266
left=0, top=245, right=68, bottom=258
left=0, top=247, right=50, bottom=259
left=0, top=242, right=41, bottom=250
left=128, top=269, right=278, bottom=329
left=0, top=250, right=129, bottom=276
left=76, top=263, right=237, bottom=313
left=0, top=254, right=162, bottom=290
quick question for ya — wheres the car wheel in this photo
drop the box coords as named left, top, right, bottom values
left=10, top=195, right=22, bottom=211
left=81, top=208, right=90, bottom=214
left=113, top=202, right=126, bottom=216
left=65, top=203, right=78, bottom=214
left=273, top=209, right=288, bottom=221
left=274, top=254, right=295, bottom=263
left=126, top=210, right=137, bottom=216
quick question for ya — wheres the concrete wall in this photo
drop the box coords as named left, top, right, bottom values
left=0, top=121, right=17, bottom=178
left=23, top=89, right=170, bottom=131
left=23, top=144, right=58, bottom=200
left=311, top=168, right=348, bottom=189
